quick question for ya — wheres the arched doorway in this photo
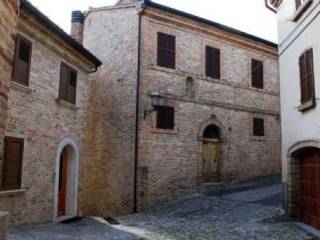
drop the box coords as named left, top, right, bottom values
left=202, top=124, right=221, bottom=182
left=288, top=142, right=320, bottom=230
left=53, top=138, right=79, bottom=222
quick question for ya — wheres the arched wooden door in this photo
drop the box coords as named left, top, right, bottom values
left=202, top=124, right=221, bottom=182
left=300, top=149, right=320, bottom=229
left=58, top=148, right=68, bottom=217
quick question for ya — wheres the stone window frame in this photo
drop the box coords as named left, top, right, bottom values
left=249, top=114, right=267, bottom=141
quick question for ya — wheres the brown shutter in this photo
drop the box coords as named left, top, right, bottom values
left=157, top=32, right=175, bottom=69
left=299, top=49, right=315, bottom=104
left=2, top=137, right=24, bottom=190
left=59, top=63, right=69, bottom=101
left=156, top=106, right=174, bottom=130
left=252, top=59, right=264, bottom=89
left=67, top=69, right=77, bottom=104
left=206, top=46, right=220, bottom=79
left=13, top=35, right=32, bottom=86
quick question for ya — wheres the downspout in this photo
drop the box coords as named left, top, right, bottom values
left=133, top=0, right=145, bottom=213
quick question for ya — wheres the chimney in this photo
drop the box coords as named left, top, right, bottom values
left=71, top=11, right=84, bottom=44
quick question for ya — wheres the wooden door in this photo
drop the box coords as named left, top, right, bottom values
left=301, top=149, right=320, bottom=229
left=202, top=141, right=219, bottom=182
left=58, top=149, right=68, bottom=217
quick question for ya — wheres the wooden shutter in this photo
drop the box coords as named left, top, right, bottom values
left=253, top=118, right=264, bottom=137
left=299, top=49, right=315, bottom=104
left=67, top=69, right=77, bottom=104
left=206, top=46, right=220, bottom=79
left=13, top=35, right=32, bottom=86
left=59, top=63, right=77, bottom=104
left=59, top=63, right=69, bottom=101
left=157, top=32, right=176, bottom=69
left=251, top=59, right=264, bottom=89
left=2, top=137, right=24, bottom=190
left=156, top=106, right=174, bottom=130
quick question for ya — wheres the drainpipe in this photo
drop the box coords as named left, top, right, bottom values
left=133, top=0, right=145, bottom=213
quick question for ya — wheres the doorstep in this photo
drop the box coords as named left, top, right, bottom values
left=294, top=222, right=320, bottom=238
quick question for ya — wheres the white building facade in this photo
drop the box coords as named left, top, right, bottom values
left=271, top=0, right=320, bottom=229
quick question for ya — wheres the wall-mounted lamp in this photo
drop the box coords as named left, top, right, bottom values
left=144, top=92, right=162, bottom=119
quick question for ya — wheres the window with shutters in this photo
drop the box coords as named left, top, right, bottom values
left=2, top=137, right=24, bottom=191
left=156, top=106, right=174, bottom=130
left=206, top=46, right=220, bottom=79
left=59, top=62, right=77, bottom=104
left=299, top=49, right=315, bottom=105
left=253, top=118, right=265, bottom=137
left=251, top=59, right=264, bottom=89
left=157, top=32, right=176, bottom=69
left=12, top=35, right=32, bottom=86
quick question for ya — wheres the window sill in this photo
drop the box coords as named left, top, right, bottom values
left=250, top=136, right=266, bottom=142
left=292, top=0, right=313, bottom=22
left=151, top=128, right=178, bottom=135
left=298, top=98, right=316, bottom=112
left=10, top=81, right=32, bottom=94
left=0, top=189, right=27, bottom=197
left=56, top=99, right=79, bottom=110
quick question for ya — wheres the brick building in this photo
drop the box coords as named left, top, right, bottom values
left=80, top=0, right=281, bottom=217
left=0, top=0, right=101, bottom=225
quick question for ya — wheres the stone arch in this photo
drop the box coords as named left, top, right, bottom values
left=53, top=138, right=79, bottom=222
left=198, top=116, right=228, bottom=142
left=286, top=139, right=320, bottom=220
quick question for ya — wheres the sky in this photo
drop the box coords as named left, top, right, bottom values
left=28, top=0, right=278, bottom=43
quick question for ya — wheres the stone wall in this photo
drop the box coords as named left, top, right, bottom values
left=82, top=4, right=139, bottom=217
left=0, top=0, right=19, bottom=190
left=136, top=9, right=281, bottom=208
left=0, top=212, right=8, bottom=240
left=0, top=11, right=94, bottom=225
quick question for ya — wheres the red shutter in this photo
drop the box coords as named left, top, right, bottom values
left=13, top=35, right=32, bottom=86
left=157, top=32, right=175, bottom=69
left=206, top=46, right=220, bottom=79
left=2, top=137, right=24, bottom=190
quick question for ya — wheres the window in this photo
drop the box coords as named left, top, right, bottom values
left=251, top=59, right=264, bottom=89
left=186, top=77, right=195, bottom=97
left=59, top=62, right=77, bottom=104
left=299, top=49, right=315, bottom=104
left=253, top=118, right=265, bottom=137
left=157, top=32, right=176, bottom=69
left=156, top=106, right=174, bottom=130
left=2, top=137, right=24, bottom=191
left=206, top=46, right=220, bottom=79
left=13, top=34, right=32, bottom=86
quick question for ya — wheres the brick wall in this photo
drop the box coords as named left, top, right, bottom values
left=0, top=11, right=94, bottom=225
left=136, top=9, right=281, bottom=208
left=82, top=4, right=139, bottom=217
left=0, top=0, right=19, bottom=189
left=83, top=2, right=280, bottom=214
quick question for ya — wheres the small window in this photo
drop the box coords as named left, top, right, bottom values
left=186, top=77, right=195, bottom=97
left=251, top=59, right=264, bottom=89
left=59, top=62, right=77, bottom=104
left=206, top=46, right=220, bottom=79
left=299, top=49, right=315, bottom=104
left=13, top=34, right=32, bottom=86
left=253, top=118, right=265, bottom=137
left=156, top=106, right=174, bottom=130
left=157, top=32, right=176, bottom=69
left=2, top=137, right=24, bottom=191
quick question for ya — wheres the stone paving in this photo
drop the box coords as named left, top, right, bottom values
left=9, top=183, right=316, bottom=240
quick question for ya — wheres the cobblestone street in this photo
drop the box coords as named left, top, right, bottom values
left=9, top=180, right=316, bottom=240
